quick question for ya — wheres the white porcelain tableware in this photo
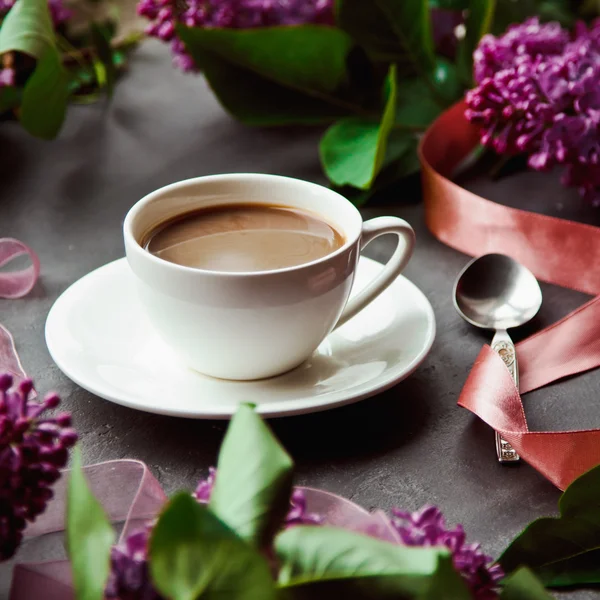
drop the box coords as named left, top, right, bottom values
left=124, top=174, right=415, bottom=380
left=45, top=257, right=436, bottom=419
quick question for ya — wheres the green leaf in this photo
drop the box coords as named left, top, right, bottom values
left=580, top=0, right=600, bottom=19
left=67, top=448, right=115, bottom=600
left=458, top=0, right=496, bottom=84
left=428, top=0, right=469, bottom=8
left=537, top=0, right=575, bottom=24
left=377, top=0, right=436, bottom=72
left=465, top=0, right=496, bottom=54
left=383, top=130, right=419, bottom=173
left=20, top=46, right=70, bottom=139
left=0, top=86, right=21, bottom=113
left=320, top=65, right=397, bottom=190
left=395, top=78, right=442, bottom=128
left=337, top=0, right=435, bottom=73
left=90, top=23, right=116, bottom=98
left=500, top=568, right=556, bottom=599
left=422, top=554, right=471, bottom=600
left=209, top=403, right=293, bottom=548
left=330, top=130, right=419, bottom=207
left=336, top=0, right=406, bottom=62
left=180, top=26, right=351, bottom=93
left=0, top=0, right=54, bottom=58
left=320, top=119, right=385, bottom=188
left=433, top=58, right=462, bottom=103
left=177, top=25, right=358, bottom=125
left=150, top=493, right=276, bottom=600
left=276, top=526, right=456, bottom=599
left=489, top=0, right=572, bottom=35
left=338, top=0, right=435, bottom=73
left=500, top=463, right=600, bottom=587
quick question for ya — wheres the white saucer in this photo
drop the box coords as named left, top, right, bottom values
left=45, top=257, right=435, bottom=419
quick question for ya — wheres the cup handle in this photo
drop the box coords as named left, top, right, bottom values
left=334, top=217, right=416, bottom=329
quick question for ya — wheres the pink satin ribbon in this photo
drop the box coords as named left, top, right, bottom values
left=9, top=461, right=401, bottom=600
left=0, top=238, right=40, bottom=299
left=419, top=101, right=600, bottom=490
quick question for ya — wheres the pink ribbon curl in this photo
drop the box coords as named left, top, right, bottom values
left=0, top=238, right=40, bottom=300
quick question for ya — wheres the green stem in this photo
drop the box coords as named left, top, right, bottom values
left=489, top=154, right=511, bottom=180
left=59, top=32, right=144, bottom=68
left=374, top=0, right=445, bottom=108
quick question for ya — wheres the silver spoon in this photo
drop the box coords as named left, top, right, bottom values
left=453, top=254, right=542, bottom=463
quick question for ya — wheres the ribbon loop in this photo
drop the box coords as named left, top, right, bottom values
left=0, top=238, right=40, bottom=299
left=0, top=325, right=29, bottom=388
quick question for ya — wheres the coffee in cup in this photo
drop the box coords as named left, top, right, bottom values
left=142, top=203, right=345, bottom=273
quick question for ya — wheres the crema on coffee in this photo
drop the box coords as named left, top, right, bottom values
left=143, top=203, right=344, bottom=272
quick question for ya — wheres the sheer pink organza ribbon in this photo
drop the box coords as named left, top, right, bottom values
left=419, top=101, right=600, bottom=491
left=9, top=461, right=400, bottom=599
left=10, top=460, right=168, bottom=600
left=1, top=238, right=40, bottom=391
left=0, top=238, right=40, bottom=300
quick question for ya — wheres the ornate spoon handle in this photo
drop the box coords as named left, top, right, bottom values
left=491, top=330, right=520, bottom=463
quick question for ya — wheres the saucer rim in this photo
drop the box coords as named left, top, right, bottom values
left=45, top=257, right=436, bottom=419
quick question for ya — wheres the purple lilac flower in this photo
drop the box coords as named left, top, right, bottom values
left=467, top=18, right=600, bottom=205
left=392, top=505, right=503, bottom=600
left=285, top=488, right=323, bottom=526
left=0, top=0, right=14, bottom=17
left=193, top=466, right=215, bottom=502
left=47, top=0, right=71, bottom=27
left=0, top=374, right=77, bottom=561
left=473, top=18, right=569, bottom=83
left=0, top=68, right=14, bottom=87
left=105, top=529, right=162, bottom=600
left=0, top=0, right=70, bottom=26
left=136, top=0, right=335, bottom=72
left=107, top=469, right=323, bottom=599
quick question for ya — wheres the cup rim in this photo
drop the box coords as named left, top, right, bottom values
left=124, top=173, right=363, bottom=278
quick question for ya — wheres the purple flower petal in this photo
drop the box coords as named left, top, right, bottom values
left=391, top=505, right=503, bottom=599
left=0, top=375, right=76, bottom=561
left=467, top=17, right=600, bottom=204
left=193, top=466, right=216, bottom=502
left=136, top=0, right=335, bottom=72
left=0, top=68, right=14, bottom=87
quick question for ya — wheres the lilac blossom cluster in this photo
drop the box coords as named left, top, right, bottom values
left=136, top=0, right=334, bottom=72
left=0, top=0, right=70, bottom=25
left=108, top=473, right=502, bottom=600
left=392, top=505, right=504, bottom=599
left=466, top=17, right=600, bottom=205
left=106, top=468, right=323, bottom=599
left=0, top=0, right=72, bottom=88
left=0, top=375, right=77, bottom=560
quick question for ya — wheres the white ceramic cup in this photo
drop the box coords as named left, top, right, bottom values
left=124, top=174, right=415, bottom=380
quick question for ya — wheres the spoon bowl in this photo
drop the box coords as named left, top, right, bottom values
left=454, top=254, right=543, bottom=331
